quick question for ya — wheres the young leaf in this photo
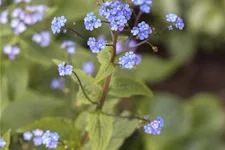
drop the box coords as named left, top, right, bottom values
left=109, top=76, right=153, bottom=97
left=17, top=117, right=80, bottom=148
left=0, top=129, right=11, bottom=150
left=87, top=112, right=113, bottom=150
left=94, top=47, right=115, bottom=83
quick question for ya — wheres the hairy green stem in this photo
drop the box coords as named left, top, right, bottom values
left=64, top=26, right=86, bottom=41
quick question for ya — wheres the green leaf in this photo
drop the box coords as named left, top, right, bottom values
left=72, top=69, right=102, bottom=104
left=6, top=60, right=29, bottom=100
left=94, top=48, right=115, bottom=83
left=17, top=117, right=80, bottom=148
left=87, top=112, right=113, bottom=150
left=94, top=63, right=115, bottom=83
left=109, top=76, right=153, bottom=97
left=0, top=129, right=11, bottom=150
left=186, top=93, right=225, bottom=136
left=106, top=111, right=138, bottom=150
left=0, top=90, right=64, bottom=131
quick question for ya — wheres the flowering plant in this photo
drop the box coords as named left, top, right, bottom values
left=0, top=0, right=189, bottom=150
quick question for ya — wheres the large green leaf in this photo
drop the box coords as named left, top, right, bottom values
left=109, top=76, right=153, bottom=97
left=87, top=112, right=113, bottom=150
left=0, top=129, right=11, bottom=150
left=0, top=90, right=65, bottom=132
left=106, top=111, right=138, bottom=150
left=94, top=47, right=115, bottom=83
left=5, top=60, right=29, bottom=101
left=17, top=117, right=80, bottom=148
left=186, top=93, right=225, bottom=136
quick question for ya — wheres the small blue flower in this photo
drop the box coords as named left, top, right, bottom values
left=166, top=13, right=178, bottom=22
left=33, top=137, right=43, bottom=146
left=61, top=41, right=76, bottom=54
left=0, top=138, right=6, bottom=147
left=118, top=51, right=141, bottom=69
left=168, top=25, right=173, bottom=30
left=132, top=0, right=152, bottom=13
left=23, top=131, right=33, bottom=141
left=58, top=62, right=73, bottom=76
left=82, top=62, right=95, bottom=75
left=32, top=129, right=44, bottom=137
left=87, top=37, right=106, bottom=53
left=51, top=77, right=65, bottom=89
left=32, top=31, right=51, bottom=47
left=51, top=16, right=67, bottom=34
left=166, top=14, right=184, bottom=30
left=175, top=17, right=184, bottom=30
left=144, top=116, right=164, bottom=135
left=3, top=44, right=20, bottom=60
left=84, top=12, right=102, bottom=31
left=0, top=10, right=9, bottom=24
left=131, top=21, right=152, bottom=40
left=42, top=130, right=60, bottom=149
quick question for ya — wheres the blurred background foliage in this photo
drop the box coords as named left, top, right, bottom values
left=0, top=0, right=225, bottom=150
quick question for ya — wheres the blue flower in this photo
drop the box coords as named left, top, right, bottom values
left=33, top=137, right=43, bottom=146
left=99, top=1, right=132, bottom=31
left=0, top=138, right=6, bottom=147
left=42, top=130, right=60, bottom=149
left=87, top=37, right=106, bottom=53
left=175, top=17, right=184, bottom=30
left=15, top=0, right=31, bottom=4
left=51, top=16, right=67, bottom=34
left=131, top=21, right=152, bottom=40
left=165, top=13, right=178, bottom=22
left=144, top=116, right=164, bottom=135
left=32, top=31, right=51, bottom=47
left=84, top=12, right=102, bottom=31
left=132, top=0, right=152, bottom=13
left=23, top=131, right=33, bottom=141
left=0, top=10, right=9, bottom=24
left=3, top=44, right=20, bottom=60
left=32, top=129, right=44, bottom=137
left=82, top=62, right=95, bottom=75
left=58, top=62, right=73, bottom=76
left=166, top=14, right=184, bottom=30
left=51, top=77, right=65, bottom=89
left=118, top=51, right=141, bottom=69
left=61, top=40, right=76, bottom=54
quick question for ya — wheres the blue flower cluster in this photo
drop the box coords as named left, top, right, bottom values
left=58, top=62, right=73, bottom=76
left=32, top=31, right=51, bottom=47
left=99, top=1, right=132, bottom=31
left=51, top=16, right=67, bottom=34
left=144, top=116, right=164, bottom=135
left=61, top=40, right=76, bottom=54
left=8, top=5, right=48, bottom=34
left=166, top=13, right=185, bottom=30
left=82, top=62, right=95, bottom=75
left=51, top=77, right=65, bottom=90
left=3, top=44, right=20, bottom=60
left=0, top=138, right=6, bottom=148
left=87, top=37, right=106, bottom=54
left=118, top=51, right=141, bottom=69
left=131, top=21, right=152, bottom=40
left=23, top=129, right=60, bottom=149
left=132, top=0, right=153, bottom=13
left=84, top=12, right=102, bottom=31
